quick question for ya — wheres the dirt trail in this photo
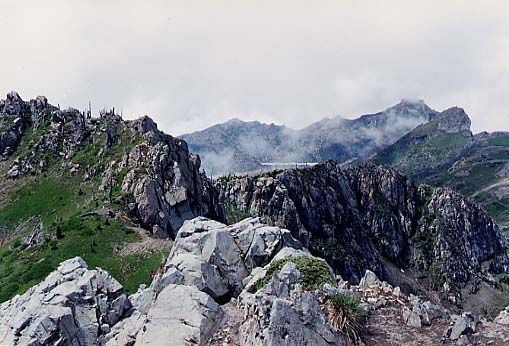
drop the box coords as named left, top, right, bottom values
left=206, top=300, right=243, bottom=346
left=117, top=226, right=173, bottom=256
left=472, top=178, right=509, bottom=198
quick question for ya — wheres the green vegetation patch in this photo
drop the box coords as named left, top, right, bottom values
left=376, top=131, right=471, bottom=175
left=484, top=197, right=509, bottom=231
left=0, top=215, right=167, bottom=302
left=255, top=255, right=334, bottom=291
left=0, top=174, right=96, bottom=234
left=0, top=124, right=164, bottom=303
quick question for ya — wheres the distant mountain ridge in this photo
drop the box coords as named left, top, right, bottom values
left=181, top=100, right=438, bottom=174
left=369, top=106, right=509, bottom=231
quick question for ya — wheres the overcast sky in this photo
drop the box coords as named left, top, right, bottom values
left=1, top=0, right=508, bottom=135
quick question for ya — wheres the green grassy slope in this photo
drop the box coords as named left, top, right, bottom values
left=0, top=122, right=166, bottom=302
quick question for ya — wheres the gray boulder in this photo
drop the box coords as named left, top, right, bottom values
left=494, top=305, right=509, bottom=325
left=228, top=217, right=304, bottom=271
left=159, top=217, right=309, bottom=300
left=134, top=284, right=224, bottom=346
left=0, top=257, right=131, bottom=346
left=402, top=297, right=448, bottom=328
left=359, top=269, right=381, bottom=288
left=446, top=312, right=478, bottom=341
left=156, top=217, right=247, bottom=299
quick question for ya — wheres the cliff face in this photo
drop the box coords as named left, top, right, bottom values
left=217, top=163, right=508, bottom=293
left=119, top=116, right=225, bottom=237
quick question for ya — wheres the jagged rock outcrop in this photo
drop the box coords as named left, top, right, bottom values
left=0, top=257, right=131, bottom=346
left=0, top=92, right=26, bottom=116
left=434, top=107, right=471, bottom=134
left=121, top=121, right=225, bottom=237
left=0, top=91, right=89, bottom=177
left=217, top=163, right=508, bottom=294
left=416, top=188, right=507, bottom=286
left=0, top=92, right=29, bottom=159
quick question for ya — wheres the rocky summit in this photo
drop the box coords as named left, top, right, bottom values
left=0, top=92, right=222, bottom=236
left=0, top=92, right=224, bottom=306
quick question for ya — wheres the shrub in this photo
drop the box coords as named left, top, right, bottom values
left=124, top=228, right=135, bottom=235
left=255, top=256, right=334, bottom=291
left=325, top=294, right=367, bottom=345
left=225, top=201, right=251, bottom=225
left=56, top=226, right=64, bottom=239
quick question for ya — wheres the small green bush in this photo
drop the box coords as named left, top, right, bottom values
left=56, top=226, right=64, bottom=239
left=255, top=256, right=334, bottom=291
left=326, top=294, right=367, bottom=345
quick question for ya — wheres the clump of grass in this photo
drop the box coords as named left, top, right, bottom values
left=325, top=294, right=367, bottom=345
left=255, top=255, right=334, bottom=291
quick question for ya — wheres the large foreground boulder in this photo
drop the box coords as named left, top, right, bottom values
left=0, top=257, right=131, bottom=346
left=106, top=217, right=341, bottom=345
left=134, top=284, right=223, bottom=345
left=154, top=217, right=302, bottom=299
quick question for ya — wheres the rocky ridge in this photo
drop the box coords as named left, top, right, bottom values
left=0, top=257, right=131, bottom=345
left=103, top=216, right=350, bottom=346
left=217, top=162, right=509, bottom=306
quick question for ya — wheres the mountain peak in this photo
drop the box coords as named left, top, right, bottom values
left=435, top=107, right=471, bottom=133
left=224, top=117, right=244, bottom=124
left=400, top=98, right=425, bottom=105
left=386, top=98, right=434, bottom=115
